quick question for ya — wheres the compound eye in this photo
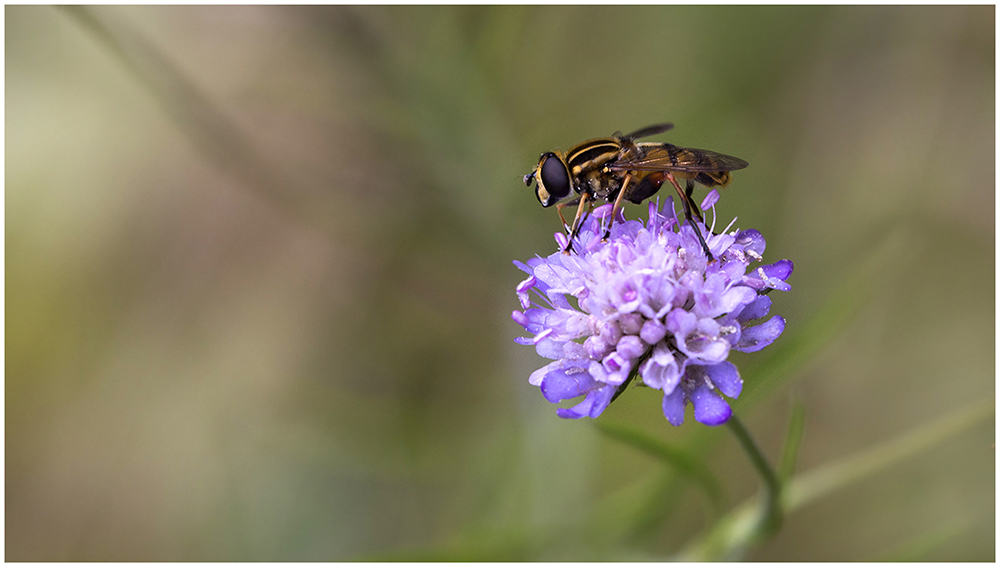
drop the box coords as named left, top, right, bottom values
left=538, top=154, right=570, bottom=206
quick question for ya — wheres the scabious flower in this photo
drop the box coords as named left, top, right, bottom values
left=512, top=196, right=792, bottom=426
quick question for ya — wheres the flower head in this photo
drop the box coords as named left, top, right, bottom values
left=512, top=198, right=792, bottom=426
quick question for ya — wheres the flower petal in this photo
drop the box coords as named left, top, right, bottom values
left=556, top=385, right=616, bottom=419
left=708, top=231, right=736, bottom=258
left=609, top=279, right=642, bottom=313
left=700, top=189, right=721, bottom=210
left=640, top=318, right=667, bottom=345
left=736, top=296, right=772, bottom=324
left=734, top=229, right=766, bottom=257
left=616, top=335, right=646, bottom=360
left=666, top=308, right=697, bottom=337
left=762, top=259, right=794, bottom=281
left=600, top=351, right=633, bottom=385
left=736, top=315, right=786, bottom=352
left=704, top=361, right=742, bottom=399
left=540, top=366, right=597, bottom=403
left=512, top=259, right=534, bottom=276
left=528, top=360, right=560, bottom=386
left=717, top=286, right=757, bottom=316
left=678, top=318, right=730, bottom=364
left=534, top=336, right=564, bottom=359
left=744, top=262, right=793, bottom=292
left=689, top=384, right=732, bottom=426
left=662, top=387, right=687, bottom=426
left=619, top=313, right=644, bottom=335
left=640, top=344, right=681, bottom=392
left=584, top=335, right=613, bottom=360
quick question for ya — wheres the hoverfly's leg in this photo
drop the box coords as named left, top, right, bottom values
left=684, top=180, right=705, bottom=223
left=563, top=193, right=593, bottom=254
left=666, top=173, right=714, bottom=261
left=556, top=197, right=581, bottom=229
left=603, top=173, right=633, bottom=241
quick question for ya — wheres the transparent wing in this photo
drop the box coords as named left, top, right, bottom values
left=611, top=144, right=749, bottom=172
left=621, top=123, right=674, bottom=141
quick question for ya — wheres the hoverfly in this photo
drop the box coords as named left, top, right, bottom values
left=522, top=123, right=748, bottom=258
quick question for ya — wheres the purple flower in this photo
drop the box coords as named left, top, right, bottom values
left=512, top=199, right=792, bottom=426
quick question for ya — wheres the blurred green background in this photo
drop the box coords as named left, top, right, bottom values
left=6, top=5, right=994, bottom=561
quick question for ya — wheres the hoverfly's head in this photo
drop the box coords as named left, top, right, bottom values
left=525, top=152, right=571, bottom=208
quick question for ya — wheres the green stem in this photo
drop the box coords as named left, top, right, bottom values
left=725, top=414, right=782, bottom=541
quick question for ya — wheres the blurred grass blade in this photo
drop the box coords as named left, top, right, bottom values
left=58, top=6, right=330, bottom=232
left=736, top=226, right=911, bottom=408
left=677, top=399, right=993, bottom=561
left=870, top=520, right=969, bottom=561
left=778, top=399, right=806, bottom=483
left=355, top=533, right=535, bottom=562
left=784, top=399, right=993, bottom=511
left=587, top=467, right=694, bottom=551
left=594, top=420, right=725, bottom=515
left=60, top=8, right=263, bottom=175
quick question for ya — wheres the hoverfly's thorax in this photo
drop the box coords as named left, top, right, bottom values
left=565, top=138, right=623, bottom=175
